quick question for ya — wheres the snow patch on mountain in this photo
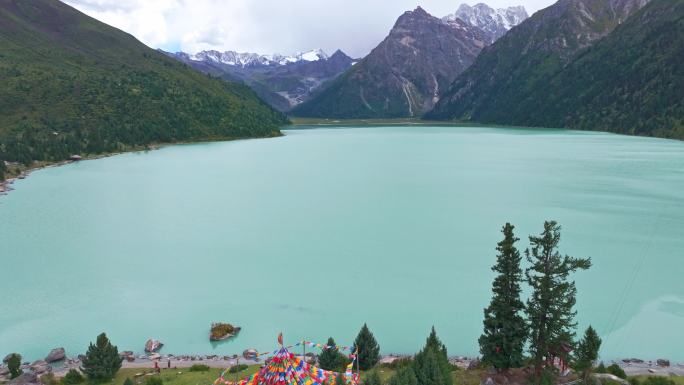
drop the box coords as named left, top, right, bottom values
left=443, top=3, right=528, bottom=43
left=184, top=48, right=330, bottom=67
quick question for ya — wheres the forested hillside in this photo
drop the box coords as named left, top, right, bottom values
left=427, top=0, right=684, bottom=140
left=0, top=0, right=288, bottom=175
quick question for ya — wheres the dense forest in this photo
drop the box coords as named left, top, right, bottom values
left=426, top=0, right=684, bottom=140
left=0, top=0, right=289, bottom=179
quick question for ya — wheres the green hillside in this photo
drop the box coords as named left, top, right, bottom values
left=427, top=0, right=684, bottom=140
left=517, top=0, right=684, bottom=138
left=0, top=0, right=288, bottom=173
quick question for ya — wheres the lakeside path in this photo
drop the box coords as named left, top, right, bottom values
left=45, top=355, right=684, bottom=377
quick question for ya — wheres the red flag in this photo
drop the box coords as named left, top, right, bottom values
left=278, top=332, right=283, bottom=345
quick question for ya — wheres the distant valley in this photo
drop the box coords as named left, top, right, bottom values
left=164, top=48, right=356, bottom=112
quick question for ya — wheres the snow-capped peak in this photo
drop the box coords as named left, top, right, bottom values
left=443, top=3, right=528, bottom=43
left=185, top=49, right=329, bottom=67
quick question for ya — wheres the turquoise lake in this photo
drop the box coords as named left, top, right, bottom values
left=1, top=125, right=683, bottom=362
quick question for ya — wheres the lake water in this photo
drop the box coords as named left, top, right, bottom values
left=1, top=125, right=683, bottom=363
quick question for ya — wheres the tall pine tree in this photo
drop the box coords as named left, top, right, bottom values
left=413, top=328, right=452, bottom=385
left=479, top=223, right=527, bottom=370
left=81, top=332, right=122, bottom=381
left=573, top=326, right=602, bottom=384
left=353, top=324, right=381, bottom=370
left=525, top=221, right=591, bottom=383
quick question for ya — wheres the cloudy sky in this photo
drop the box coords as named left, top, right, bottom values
left=63, top=0, right=555, bottom=58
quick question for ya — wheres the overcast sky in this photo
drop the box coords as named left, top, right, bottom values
left=63, top=0, right=556, bottom=58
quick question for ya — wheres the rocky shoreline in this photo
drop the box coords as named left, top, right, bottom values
left=0, top=148, right=159, bottom=197
left=2, top=349, right=683, bottom=383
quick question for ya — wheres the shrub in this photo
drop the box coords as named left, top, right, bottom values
left=189, top=364, right=210, bottom=372
left=635, top=378, right=675, bottom=385
left=363, top=370, right=382, bottom=385
left=228, top=364, right=249, bottom=373
left=7, top=353, right=21, bottom=379
left=145, top=376, right=163, bottom=385
left=62, top=369, right=85, bottom=385
left=40, top=373, right=59, bottom=385
left=606, top=364, right=627, bottom=379
left=123, top=378, right=135, bottom=385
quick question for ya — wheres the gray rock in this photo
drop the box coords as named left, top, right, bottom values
left=482, top=377, right=495, bottom=385
left=45, top=348, right=66, bottom=363
left=8, top=372, right=39, bottom=385
left=145, top=339, right=164, bottom=353
left=29, top=360, right=50, bottom=374
left=657, top=359, right=670, bottom=367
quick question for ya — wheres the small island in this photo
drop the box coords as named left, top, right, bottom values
left=210, top=323, right=241, bottom=341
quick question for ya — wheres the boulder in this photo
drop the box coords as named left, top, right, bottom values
left=657, top=359, right=670, bottom=367
left=45, top=348, right=66, bottom=363
left=145, top=339, right=164, bottom=353
left=243, top=349, right=258, bottom=360
left=8, top=372, right=39, bottom=385
left=3, top=354, right=21, bottom=364
left=482, top=378, right=495, bottom=385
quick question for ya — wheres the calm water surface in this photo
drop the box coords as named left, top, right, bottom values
left=1, top=126, right=683, bottom=361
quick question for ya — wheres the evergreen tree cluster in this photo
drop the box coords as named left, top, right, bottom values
left=383, top=328, right=453, bottom=385
left=478, top=221, right=592, bottom=383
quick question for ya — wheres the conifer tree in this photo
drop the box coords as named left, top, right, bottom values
left=81, top=332, right=123, bottom=380
left=413, top=328, right=452, bottom=385
left=479, top=223, right=527, bottom=370
left=353, top=323, right=381, bottom=370
left=573, top=326, right=602, bottom=383
left=7, top=353, right=21, bottom=379
left=525, top=221, right=591, bottom=383
left=319, top=337, right=346, bottom=371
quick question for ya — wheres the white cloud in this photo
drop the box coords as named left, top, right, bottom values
left=64, top=0, right=556, bottom=58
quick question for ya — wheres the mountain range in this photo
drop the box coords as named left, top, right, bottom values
left=0, top=0, right=288, bottom=167
left=292, top=5, right=528, bottom=119
left=165, top=48, right=355, bottom=111
left=427, top=0, right=683, bottom=139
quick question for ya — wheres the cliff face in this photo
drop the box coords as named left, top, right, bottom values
left=292, top=7, right=490, bottom=118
